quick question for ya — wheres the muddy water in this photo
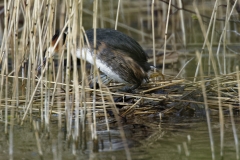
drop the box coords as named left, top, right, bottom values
left=1, top=116, right=239, bottom=159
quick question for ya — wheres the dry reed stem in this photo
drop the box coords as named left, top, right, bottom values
left=92, top=0, right=99, bottom=151
left=141, top=79, right=184, bottom=93
left=162, top=0, right=172, bottom=74
left=193, top=2, right=223, bottom=158
left=216, top=0, right=238, bottom=75
left=196, top=51, right=215, bottom=160
left=229, top=104, right=239, bottom=160
left=33, top=120, right=43, bottom=157
left=178, top=0, right=186, bottom=47
left=194, top=0, right=219, bottom=82
left=120, top=97, right=142, bottom=117
left=222, top=0, right=230, bottom=75
left=208, top=0, right=218, bottom=76
left=175, top=57, right=194, bottom=79
left=115, top=0, right=121, bottom=30
left=151, top=0, right=156, bottom=72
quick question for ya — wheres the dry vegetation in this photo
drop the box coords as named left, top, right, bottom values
left=0, top=0, right=240, bottom=159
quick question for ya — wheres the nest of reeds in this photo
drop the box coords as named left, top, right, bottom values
left=24, top=70, right=239, bottom=129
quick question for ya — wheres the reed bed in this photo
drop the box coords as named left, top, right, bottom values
left=3, top=71, right=240, bottom=117
left=0, top=0, right=240, bottom=160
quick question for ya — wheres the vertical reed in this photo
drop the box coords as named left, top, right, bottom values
left=151, top=0, right=156, bottom=72
left=162, top=0, right=172, bottom=74
left=114, top=0, right=121, bottom=30
left=196, top=51, right=215, bottom=160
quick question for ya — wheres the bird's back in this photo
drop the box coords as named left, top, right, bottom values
left=84, top=28, right=150, bottom=72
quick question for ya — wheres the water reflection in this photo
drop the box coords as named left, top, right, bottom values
left=0, top=115, right=239, bottom=159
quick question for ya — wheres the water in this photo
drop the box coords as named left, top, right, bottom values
left=1, top=116, right=239, bottom=159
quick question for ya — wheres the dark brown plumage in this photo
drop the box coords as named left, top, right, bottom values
left=40, top=28, right=152, bottom=92
left=82, top=28, right=152, bottom=91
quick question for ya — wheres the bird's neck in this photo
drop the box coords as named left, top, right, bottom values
left=76, top=48, right=94, bottom=64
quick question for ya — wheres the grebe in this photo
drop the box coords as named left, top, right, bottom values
left=44, top=28, right=153, bottom=92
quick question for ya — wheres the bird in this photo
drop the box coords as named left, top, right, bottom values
left=41, top=28, right=153, bottom=92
